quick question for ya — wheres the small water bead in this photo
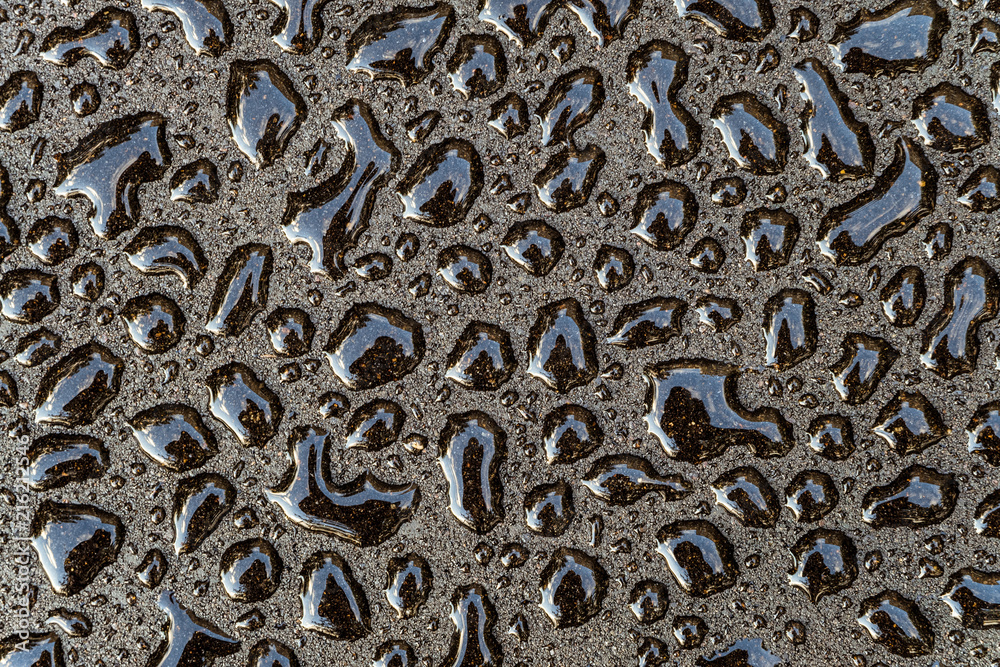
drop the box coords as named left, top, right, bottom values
left=710, top=177, right=746, bottom=206
left=788, top=528, right=858, bottom=602
left=27, top=216, right=78, bottom=266
left=593, top=244, right=634, bottom=292
left=807, top=415, right=855, bottom=460
left=711, top=466, right=780, bottom=528
left=265, top=307, right=314, bottom=357
left=500, top=543, right=528, bottom=569
left=688, top=237, right=726, bottom=273
left=862, top=464, right=958, bottom=528
left=630, top=580, right=670, bottom=625
left=219, top=538, right=282, bottom=602
left=538, top=548, right=609, bottom=628
left=524, top=480, right=574, bottom=536
left=857, top=590, right=934, bottom=657
left=437, top=245, right=492, bottom=293
left=785, top=470, right=839, bottom=522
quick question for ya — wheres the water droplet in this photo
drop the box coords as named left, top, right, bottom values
left=534, top=144, right=605, bottom=212
left=27, top=433, right=107, bottom=491
left=147, top=590, right=241, bottom=666
left=41, top=7, right=139, bottom=69
left=53, top=113, right=171, bottom=239
left=524, top=480, right=574, bottom=536
left=345, top=399, right=405, bottom=451
left=656, top=520, right=739, bottom=597
left=448, top=34, right=507, bottom=99
left=644, top=359, right=793, bottom=462
left=872, top=390, right=946, bottom=455
left=817, top=137, right=937, bottom=265
left=862, top=464, right=958, bottom=528
left=125, top=225, right=209, bottom=289
left=247, top=639, right=299, bottom=667
left=120, top=293, right=186, bottom=354
left=219, top=538, right=282, bottom=602
left=920, top=256, right=999, bottom=379
left=711, top=466, right=779, bottom=528
left=626, top=40, right=701, bottom=168
left=445, top=321, right=516, bottom=390
left=169, top=159, right=219, bottom=204
left=324, top=302, right=425, bottom=390
left=143, top=0, right=231, bottom=56
left=792, top=58, right=874, bottom=181
left=226, top=60, right=306, bottom=168
left=500, top=219, right=564, bottom=277
left=631, top=179, right=698, bottom=251
left=830, top=0, right=948, bottom=77
left=0, top=70, right=42, bottom=132
left=539, top=548, right=608, bottom=628
left=527, top=298, right=598, bottom=393
left=438, top=411, right=506, bottom=533
left=31, top=500, right=124, bottom=596
left=856, top=590, right=934, bottom=657
left=35, top=343, right=123, bottom=427
left=172, top=472, right=235, bottom=554
left=397, top=138, right=483, bottom=227
left=711, top=93, right=789, bottom=175
left=206, top=362, right=282, bottom=447
left=582, top=454, right=691, bottom=505
left=266, top=426, right=420, bottom=546
left=879, top=265, right=925, bottom=327
left=788, top=528, right=858, bottom=602
left=785, top=470, right=839, bottom=522
left=282, top=101, right=399, bottom=279
left=384, top=553, right=433, bottom=618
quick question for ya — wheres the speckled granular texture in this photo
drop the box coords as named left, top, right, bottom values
left=3, top=0, right=1000, bottom=665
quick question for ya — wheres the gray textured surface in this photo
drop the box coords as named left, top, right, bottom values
left=2, top=0, right=1000, bottom=665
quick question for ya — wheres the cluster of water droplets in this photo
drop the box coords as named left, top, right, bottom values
left=6, top=0, right=1000, bottom=665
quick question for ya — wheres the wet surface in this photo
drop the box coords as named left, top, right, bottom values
left=6, top=0, right=1000, bottom=665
